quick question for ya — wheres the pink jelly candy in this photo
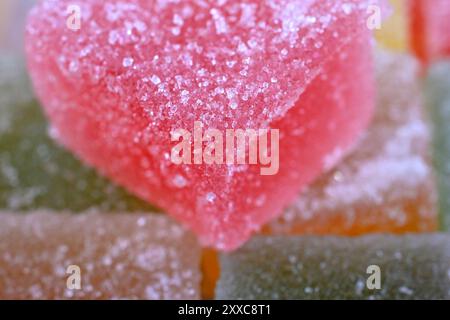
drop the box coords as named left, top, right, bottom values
left=26, top=0, right=379, bottom=250
left=410, top=0, right=450, bottom=63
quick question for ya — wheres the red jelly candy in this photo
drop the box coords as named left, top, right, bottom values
left=409, top=0, right=450, bottom=63
left=26, top=0, right=378, bottom=250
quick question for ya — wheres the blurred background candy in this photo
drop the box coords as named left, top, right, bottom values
left=0, top=0, right=35, bottom=52
left=409, top=0, right=450, bottom=63
left=376, top=0, right=409, bottom=52
left=425, top=61, right=450, bottom=231
left=216, top=235, right=450, bottom=299
left=0, top=212, right=201, bottom=299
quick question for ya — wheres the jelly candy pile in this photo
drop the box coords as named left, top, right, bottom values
left=0, top=0, right=449, bottom=299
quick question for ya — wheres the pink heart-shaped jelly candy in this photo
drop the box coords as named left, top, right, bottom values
left=26, top=0, right=377, bottom=250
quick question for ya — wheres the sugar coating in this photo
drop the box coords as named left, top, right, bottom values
left=0, top=55, right=156, bottom=212
left=216, top=235, right=450, bottom=299
left=410, top=0, right=450, bottom=62
left=268, top=51, right=437, bottom=235
left=0, top=211, right=201, bottom=299
left=26, top=0, right=382, bottom=128
left=425, top=61, right=450, bottom=231
left=26, top=0, right=382, bottom=250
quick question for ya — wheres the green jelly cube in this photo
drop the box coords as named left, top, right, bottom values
left=216, top=235, right=450, bottom=299
left=425, top=61, right=450, bottom=231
